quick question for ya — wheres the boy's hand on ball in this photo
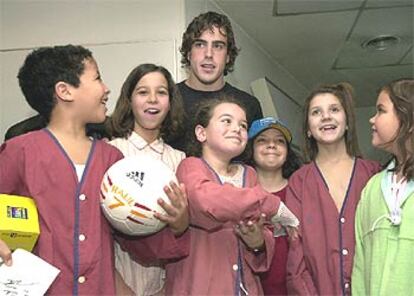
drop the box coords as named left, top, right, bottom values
left=155, top=182, right=189, bottom=236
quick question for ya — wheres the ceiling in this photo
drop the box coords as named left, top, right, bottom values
left=215, top=0, right=413, bottom=107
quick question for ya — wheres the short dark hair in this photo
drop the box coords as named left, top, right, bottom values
left=180, top=11, right=239, bottom=76
left=302, top=82, right=361, bottom=162
left=107, top=64, right=185, bottom=143
left=381, top=78, right=414, bottom=180
left=186, top=95, right=247, bottom=158
left=17, top=45, right=93, bottom=121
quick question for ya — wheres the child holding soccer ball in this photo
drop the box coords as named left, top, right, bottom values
left=107, top=63, right=188, bottom=295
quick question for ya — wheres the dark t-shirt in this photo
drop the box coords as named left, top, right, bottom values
left=168, top=81, right=263, bottom=152
left=4, top=114, right=46, bottom=141
left=4, top=114, right=110, bottom=141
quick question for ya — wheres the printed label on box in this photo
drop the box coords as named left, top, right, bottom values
left=7, top=206, right=29, bottom=219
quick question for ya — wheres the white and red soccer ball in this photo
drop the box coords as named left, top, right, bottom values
left=100, top=155, right=177, bottom=236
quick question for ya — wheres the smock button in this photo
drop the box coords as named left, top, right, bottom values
left=342, top=248, right=349, bottom=256
left=79, top=234, right=86, bottom=241
left=344, top=282, right=350, bottom=289
left=78, top=276, right=86, bottom=284
left=232, top=264, right=238, bottom=271
left=79, top=194, right=86, bottom=201
left=340, top=217, right=345, bottom=223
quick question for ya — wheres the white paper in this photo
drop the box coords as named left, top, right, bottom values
left=0, top=248, right=60, bottom=296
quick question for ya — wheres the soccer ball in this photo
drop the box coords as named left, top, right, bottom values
left=100, top=155, right=177, bottom=236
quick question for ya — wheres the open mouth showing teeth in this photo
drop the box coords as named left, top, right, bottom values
left=145, top=109, right=160, bottom=115
left=320, top=125, right=336, bottom=131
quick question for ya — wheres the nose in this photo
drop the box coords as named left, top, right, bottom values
left=267, top=141, right=276, bottom=149
left=205, top=44, right=213, bottom=58
left=148, top=92, right=158, bottom=103
left=231, top=122, right=241, bottom=134
left=321, top=110, right=331, bottom=120
left=369, top=114, right=375, bottom=124
left=103, top=83, right=110, bottom=95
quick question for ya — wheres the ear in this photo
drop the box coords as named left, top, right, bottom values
left=55, top=81, right=74, bottom=102
left=195, top=124, right=206, bottom=143
left=226, top=54, right=230, bottom=64
left=187, top=51, right=192, bottom=64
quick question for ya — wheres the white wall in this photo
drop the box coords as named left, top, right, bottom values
left=0, top=0, right=186, bottom=141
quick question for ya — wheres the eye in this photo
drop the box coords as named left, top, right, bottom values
left=158, top=89, right=169, bottom=96
left=213, top=42, right=226, bottom=50
left=137, top=90, right=148, bottom=96
left=240, top=122, right=248, bottom=130
left=193, top=41, right=205, bottom=48
left=222, top=118, right=231, bottom=124
left=310, top=109, right=320, bottom=116
left=377, top=106, right=385, bottom=114
left=277, top=138, right=286, bottom=144
left=331, top=106, right=341, bottom=113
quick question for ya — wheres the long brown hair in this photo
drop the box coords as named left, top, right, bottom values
left=107, top=64, right=184, bottom=143
left=381, top=78, right=414, bottom=181
left=302, top=82, right=361, bottom=162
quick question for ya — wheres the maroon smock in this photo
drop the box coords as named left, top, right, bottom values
left=285, top=158, right=380, bottom=295
left=0, top=130, right=190, bottom=295
left=167, top=157, right=280, bottom=295
left=260, top=187, right=289, bottom=296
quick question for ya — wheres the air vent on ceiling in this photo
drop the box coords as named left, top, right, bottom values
left=361, top=35, right=401, bottom=51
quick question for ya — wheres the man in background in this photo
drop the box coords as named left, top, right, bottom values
left=169, top=11, right=263, bottom=152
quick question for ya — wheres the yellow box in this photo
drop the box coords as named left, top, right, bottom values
left=0, top=194, right=40, bottom=251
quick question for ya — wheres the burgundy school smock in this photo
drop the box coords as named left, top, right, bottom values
left=0, top=129, right=190, bottom=295
left=260, top=187, right=289, bottom=296
left=285, top=158, right=380, bottom=295
left=166, top=157, right=280, bottom=295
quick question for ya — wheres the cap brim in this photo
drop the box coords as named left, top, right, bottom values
left=268, top=124, right=292, bottom=143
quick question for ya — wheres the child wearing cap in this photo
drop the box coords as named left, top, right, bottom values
left=247, top=117, right=302, bottom=295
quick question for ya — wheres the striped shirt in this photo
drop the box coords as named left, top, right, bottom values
left=109, top=131, right=185, bottom=296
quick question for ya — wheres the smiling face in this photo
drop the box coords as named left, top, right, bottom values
left=307, top=93, right=347, bottom=147
left=369, top=90, right=400, bottom=154
left=131, top=71, right=170, bottom=139
left=253, top=128, right=288, bottom=172
left=186, top=26, right=230, bottom=91
left=72, top=58, right=110, bottom=124
left=196, top=102, right=248, bottom=161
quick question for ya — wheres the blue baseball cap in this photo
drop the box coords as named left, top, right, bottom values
left=248, top=117, right=292, bottom=143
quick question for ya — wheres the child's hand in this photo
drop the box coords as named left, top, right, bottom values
left=235, top=213, right=266, bottom=252
left=0, top=239, right=12, bottom=266
left=286, top=226, right=299, bottom=241
left=154, top=181, right=189, bottom=236
left=270, top=202, right=299, bottom=228
left=272, top=222, right=299, bottom=241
